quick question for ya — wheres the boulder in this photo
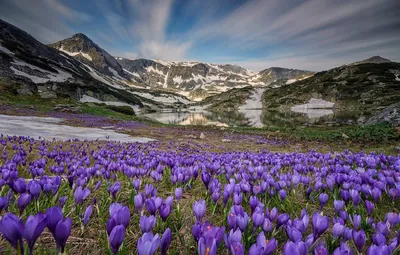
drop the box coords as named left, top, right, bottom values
left=39, top=91, right=57, bottom=99
left=53, top=104, right=82, bottom=113
left=365, top=102, right=400, bottom=126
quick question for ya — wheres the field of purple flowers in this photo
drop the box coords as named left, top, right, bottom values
left=0, top=131, right=400, bottom=255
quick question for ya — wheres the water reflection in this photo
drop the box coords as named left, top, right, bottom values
left=143, top=109, right=371, bottom=127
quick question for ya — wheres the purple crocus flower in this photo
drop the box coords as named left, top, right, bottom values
left=249, top=232, right=277, bottom=255
left=365, top=200, right=374, bottom=216
left=286, top=226, right=303, bottom=242
left=283, top=241, right=308, bottom=255
left=161, top=228, right=172, bottom=255
left=252, top=210, right=264, bottom=229
left=94, top=180, right=102, bottom=191
left=54, top=217, right=72, bottom=254
left=46, top=206, right=63, bottom=236
left=193, top=199, right=206, bottom=222
left=319, top=193, right=328, bottom=209
left=24, top=213, right=47, bottom=255
left=29, top=180, right=41, bottom=199
left=59, top=196, right=68, bottom=207
left=334, top=200, right=344, bottom=212
left=175, top=188, right=183, bottom=201
left=372, top=232, right=387, bottom=245
left=351, top=214, right=362, bottom=230
left=312, top=212, right=329, bottom=239
left=385, top=212, right=399, bottom=227
left=17, top=193, right=31, bottom=214
left=353, top=229, right=366, bottom=252
left=333, top=242, right=354, bottom=255
left=277, top=213, right=290, bottom=228
left=83, top=205, right=93, bottom=226
left=110, top=181, right=121, bottom=200
left=314, top=242, right=328, bottom=255
left=0, top=196, right=8, bottom=212
left=165, top=196, right=174, bottom=207
left=134, top=194, right=144, bottom=212
left=332, top=223, right=345, bottom=238
left=159, top=203, right=172, bottom=222
left=74, top=186, right=91, bottom=204
left=198, top=237, right=217, bottom=255
left=366, top=245, right=391, bottom=255
left=138, top=232, right=160, bottom=255
left=109, top=225, right=126, bottom=255
left=140, top=215, right=156, bottom=233
left=145, top=198, right=157, bottom=215
left=0, top=213, right=24, bottom=253
left=262, top=218, right=273, bottom=233
left=109, top=203, right=130, bottom=228
left=132, top=179, right=141, bottom=191
left=279, top=189, right=287, bottom=201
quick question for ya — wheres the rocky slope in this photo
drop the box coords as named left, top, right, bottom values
left=0, top=19, right=190, bottom=111
left=49, top=33, right=126, bottom=78
left=351, top=56, right=392, bottom=65
left=263, top=60, right=400, bottom=112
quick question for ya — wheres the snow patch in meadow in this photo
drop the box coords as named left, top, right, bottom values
left=80, top=95, right=140, bottom=114
left=0, top=115, right=154, bottom=143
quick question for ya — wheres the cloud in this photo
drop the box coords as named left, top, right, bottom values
left=0, top=0, right=91, bottom=43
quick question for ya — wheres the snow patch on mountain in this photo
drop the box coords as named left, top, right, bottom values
left=286, top=79, right=297, bottom=84
left=0, top=43, right=14, bottom=55
left=10, top=60, right=72, bottom=83
left=80, top=95, right=140, bottom=113
left=239, top=88, right=265, bottom=110
left=132, top=92, right=190, bottom=104
left=60, top=46, right=92, bottom=61
left=291, top=98, right=335, bottom=111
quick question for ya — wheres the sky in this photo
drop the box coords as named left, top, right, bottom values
left=1, top=0, right=400, bottom=71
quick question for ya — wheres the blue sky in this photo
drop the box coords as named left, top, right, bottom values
left=1, top=0, right=400, bottom=71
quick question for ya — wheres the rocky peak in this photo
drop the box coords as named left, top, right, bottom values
left=48, top=34, right=125, bottom=77
left=352, top=56, right=392, bottom=65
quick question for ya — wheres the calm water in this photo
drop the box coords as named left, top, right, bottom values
left=143, top=109, right=371, bottom=127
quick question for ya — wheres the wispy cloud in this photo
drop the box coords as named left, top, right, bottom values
left=0, top=0, right=92, bottom=43
left=1, top=0, right=399, bottom=70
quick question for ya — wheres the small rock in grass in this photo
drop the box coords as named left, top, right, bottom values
left=342, top=133, right=349, bottom=139
left=200, top=133, right=205, bottom=139
left=221, top=139, right=231, bottom=143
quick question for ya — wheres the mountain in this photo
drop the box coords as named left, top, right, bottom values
left=116, top=57, right=313, bottom=100
left=257, top=67, right=314, bottom=84
left=351, top=56, right=392, bottom=65
left=0, top=19, right=190, bottom=111
left=262, top=60, right=400, bottom=111
left=49, top=33, right=126, bottom=78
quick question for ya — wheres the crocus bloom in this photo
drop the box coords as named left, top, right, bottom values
left=159, top=203, right=172, bottom=222
left=279, top=189, right=287, bottom=201
left=24, top=213, right=47, bottom=255
left=333, top=242, right=354, bottom=255
left=193, top=200, right=206, bottom=222
left=54, top=217, right=72, bottom=254
left=0, top=213, right=24, bottom=252
left=252, top=211, right=264, bottom=229
left=385, top=212, right=399, bottom=227
left=283, top=241, right=308, bottom=255
left=74, top=186, right=91, bottom=204
left=17, top=193, right=31, bottom=214
left=353, top=229, right=366, bottom=252
left=140, top=215, right=156, bottom=233
left=365, top=200, right=374, bottom=216
left=59, top=196, right=68, bottom=207
left=110, top=181, right=121, bottom=200
left=277, top=213, right=290, bottom=228
left=138, top=232, right=160, bottom=255
left=161, top=228, right=172, bottom=255
left=109, top=203, right=130, bottom=228
left=145, top=198, right=157, bottom=215
left=175, top=188, right=183, bottom=201
left=334, top=200, right=344, bottom=212
left=319, top=193, right=328, bottom=208
left=312, top=212, right=329, bottom=239
left=0, top=196, right=7, bottom=212
left=83, top=205, right=93, bottom=226
left=366, top=245, right=391, bottom=255
left=109, top=225, right=126, bottom=255
left=46, top=206, right=63, bottom=237
left=198, top=237, right=217, bottom=255
left=351, top=214, right=361, bottom=230
left=134, top=194, right=144, bottom=212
